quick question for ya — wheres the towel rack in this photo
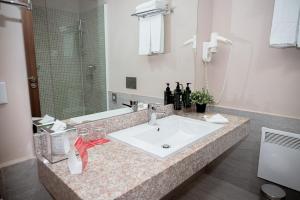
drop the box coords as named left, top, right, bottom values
left=0, top=0, right=32, bottom=10
left=131, top=7, right=173, bottom=18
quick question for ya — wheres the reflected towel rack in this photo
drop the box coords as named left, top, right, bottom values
left=0, top=0, right=32, bottom=10
left=131, top=7, right=173, bottom=18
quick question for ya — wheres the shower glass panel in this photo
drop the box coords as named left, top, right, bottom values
left=31, top=0, right=107, bottom=120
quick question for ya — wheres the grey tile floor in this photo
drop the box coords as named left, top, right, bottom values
left=0, top=159, right=296, bottom=200
left=171, top=174, right=260, bottom=200
left=0, top=159, right=52, bottom=200
left=0, top=159, right=262, bottom=200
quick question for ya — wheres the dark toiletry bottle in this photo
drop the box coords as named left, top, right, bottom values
left=181, top=83, right=186, bottom=107
left=174, top=82, right=182, bottom=110
left=164, top=83, right=173, bottom=105
left=183, top=83, right=192, bottom=108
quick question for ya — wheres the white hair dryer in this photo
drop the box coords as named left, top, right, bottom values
left=202, top=32, right=232, bottom=63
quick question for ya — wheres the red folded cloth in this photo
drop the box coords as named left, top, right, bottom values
left=74, top=137, right=110, bottom=170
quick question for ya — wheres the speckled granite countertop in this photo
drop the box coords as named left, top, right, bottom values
left=38, top=111, right=249, bottom=200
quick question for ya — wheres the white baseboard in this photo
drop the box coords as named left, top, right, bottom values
left=0, top=155, right=36, bottom=169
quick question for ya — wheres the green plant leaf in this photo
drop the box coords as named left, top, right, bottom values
left=190, top=88, right=214, bottom=105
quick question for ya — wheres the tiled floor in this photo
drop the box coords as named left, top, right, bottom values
left=170, top=174, right=260, bottom=200
left=0, top=159, right=52, bottom=200
left=0, top=159, right=296, bottom=200
left=0, top=159, right=261, bottom=200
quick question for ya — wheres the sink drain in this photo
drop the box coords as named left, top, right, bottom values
left=162, top=144, right=171, bottom=149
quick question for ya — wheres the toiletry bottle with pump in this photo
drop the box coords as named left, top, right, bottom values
left=173, top=82, right=182, bottom=110
left=181, top=84, right=186, bottom=108
left=164, top=83, right=173, bottom=105
left=183, top=83, right=192, bottom=108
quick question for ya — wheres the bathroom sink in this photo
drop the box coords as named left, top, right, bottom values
left=109, top=115, right=224, bottom=158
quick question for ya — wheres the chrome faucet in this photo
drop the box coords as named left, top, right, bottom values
left=122, top=100, right=139, bottom=112
left=148, top=103, right=166, bottom=125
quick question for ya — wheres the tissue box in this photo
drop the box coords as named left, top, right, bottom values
left=32, top=120, right=55, bottom=157
left=40, top=124, right=78, bottom=163
left=32, top=119, right=55, bottom=134
left=33, top=131, right=47, bottom=157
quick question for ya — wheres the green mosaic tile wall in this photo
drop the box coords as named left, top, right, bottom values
left=80, top=6, right=107, bottom=115
left=32, top=4, right=107, bottom=120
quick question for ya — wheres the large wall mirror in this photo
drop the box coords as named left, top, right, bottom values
left=29, top=0, right=199, bottom=124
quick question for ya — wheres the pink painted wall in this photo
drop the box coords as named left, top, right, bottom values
left=107, top=0, right=199, bottom=98
left=198, top=0, right=300, bottom=119
left=0, top=5, right=35, bottom=167
left=195, top=0, right=213, bottom=89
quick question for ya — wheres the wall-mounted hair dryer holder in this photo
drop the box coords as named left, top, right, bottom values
left=183, top=35, right=197, bottom=50
left=202, top=32, right=232, bottom=63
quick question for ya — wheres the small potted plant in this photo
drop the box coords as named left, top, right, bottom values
left=190, top=88, right=214, bottom=113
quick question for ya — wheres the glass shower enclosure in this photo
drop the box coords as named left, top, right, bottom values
left=31, top=0, right=107, bottom=120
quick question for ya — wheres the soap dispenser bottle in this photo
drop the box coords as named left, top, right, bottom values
left=164, top=83, right=173, bottom=105
left=173, top=82, right=182, bottom=110
left=183, top=83, right=192, bottom=108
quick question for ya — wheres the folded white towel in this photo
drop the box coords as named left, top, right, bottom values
left=150, top=14, right=165, bottom=54
left=139, top=17, right=152, bottom=55
left=270, top=0, right=300, bottom=48
left=51, top=120, right=67, bottom=132
left=136, top=0, right=167, bottom=13
left=39, top=114, right=55, bottom=124
left=204, top=114, right=229, bottom=124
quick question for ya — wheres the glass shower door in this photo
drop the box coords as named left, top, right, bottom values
left=46, top=3, right=86, bottom=119
left=31, top=0, right=107, bottom=120
left=79, top=4, right=107, bottom=115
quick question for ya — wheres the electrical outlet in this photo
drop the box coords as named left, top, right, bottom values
left=112, top=93, right=117, bottom=103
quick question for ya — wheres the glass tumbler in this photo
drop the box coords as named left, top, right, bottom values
left=92, top=127, right=107, bottom=140
left=77, top=128, right=90, bottom=142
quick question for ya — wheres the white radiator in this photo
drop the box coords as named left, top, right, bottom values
left=258, top=127, right=300, bottom=192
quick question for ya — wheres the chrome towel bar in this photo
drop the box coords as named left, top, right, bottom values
left=131, top=7, right=173, bottom=18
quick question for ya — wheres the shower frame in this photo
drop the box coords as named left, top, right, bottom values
left=22, top=9, right=41, bottom=117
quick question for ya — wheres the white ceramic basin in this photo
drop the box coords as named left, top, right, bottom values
left=109, top=115, right=224, bottom=158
